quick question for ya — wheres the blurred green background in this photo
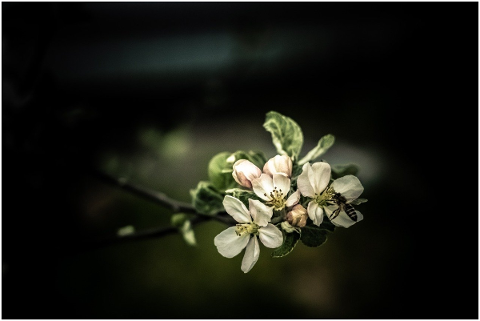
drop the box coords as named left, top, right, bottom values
left=2, top=2, right=477, bottom=319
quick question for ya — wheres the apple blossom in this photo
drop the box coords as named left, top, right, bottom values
left=252, top=173, right=301, bottom=212
left=214, top=195, right=283, bottom=273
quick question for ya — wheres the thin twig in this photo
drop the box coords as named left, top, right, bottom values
left=76, top=168, right=235, bottom=252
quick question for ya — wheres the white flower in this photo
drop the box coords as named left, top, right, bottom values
left=297, top=162, right=332, bottom=226
left=324, top=175, right=364, bottom=228
left=232, top=159, right=262, bottom=189
left=252, top=173, right=301, bottom=211
left=214, top=195, right=283, bottom=273
left=297, top=162, right=364, bottom=228
left=263, top=155, right=293, bottom=178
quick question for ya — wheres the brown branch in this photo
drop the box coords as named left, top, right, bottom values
left=74, top=168, right=235, bottom=252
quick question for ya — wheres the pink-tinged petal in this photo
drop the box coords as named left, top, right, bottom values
left=241, top=236, right=260, bottom=273
left=331, top=210, right=363, bottom=228
left=214, top=227, right=250, bottom=258
left=272, top=173, right=291, bottom=196
left=252, top=174, right=275, bottom=201
left=232, top=159, right=262, bottom=189
left=222, top=195, right=252, bottom=223
left=258, top=223, right=284, bottom=248
left=263, top=155, right=292, bottom=178
left=331, top=175, right=364, bottom=202
left=297, top=163, right=315, bottom=198
left=248, top=199, right=273, bottom=227
left=285, top=190, right=300, bottom=207
left=307, top=202, right=324, bottom=226
left=310, top=162, right=331, bottom=194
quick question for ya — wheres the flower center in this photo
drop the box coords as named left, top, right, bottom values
left=264, top=186, right=287, bottom=211
left=235, top=222, right=260, bottom=237
left=314, top=186, right=335, bottom=206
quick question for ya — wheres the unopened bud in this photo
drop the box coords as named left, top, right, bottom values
left=286, top=204, right=308, bottom=228
left=232, top=159, right=262, bottom=189
left=281, top=221, right=300, bottom=233
left=263, top=155, right=293, bottom=178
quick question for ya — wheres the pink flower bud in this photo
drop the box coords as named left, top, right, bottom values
left=287, top=204, right=308, bottom=228
left=263, top=155, right=292, bottom=178
left=232, top=159, right=262, bottom=189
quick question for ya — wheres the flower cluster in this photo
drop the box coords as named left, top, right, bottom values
left=190, top=111, right=367, bottom=273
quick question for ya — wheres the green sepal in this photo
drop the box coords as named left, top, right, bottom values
left=301, top=224, right=329, bottom=247
left=298, top=134, right=335, bottom=165
left=190, top=181, right=225, bottom=215
left=208, top=152, right=238, bottom=192
left=331, top=163, right=359, bottom=179
left=263, top=111, right=304, bottom=161
left=171, top=213, right=196, bottom=246
left=272, top=228, right=301, bottom=258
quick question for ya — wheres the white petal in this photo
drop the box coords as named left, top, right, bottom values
left=273, top=173, right=291, bottom=196
left=331, top=175, right=364, bottom=202
left=258, top=223, right=284, bottom=248
left=222, top=195, right=252, bottom=223
left=331, top=210, right=363, bottom=228
left=307, top=202, right=324, bottom=226
left=310, top=162, right=331, bottom=194
left=285, top=189, right=300, bottom=207
left=214, top=227, right=250, bottom=258
left=241, top=236, right=260, bottom=273
left=248, top=199, right=273, bottom=227
left=297, top=163, right=315, bottom=198
left=252, top=174, right=275, bottom=201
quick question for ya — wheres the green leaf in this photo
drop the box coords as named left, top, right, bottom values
left=331, top=163, right=359, bottom=179
left=298, top=134, right=335, bottom=165
left=208, top=152, right=238, bottom=192
left=319, top=219, right=336, bottom=232
left=272, top=230, right=301, bottom=258
left=190, top=181, right=225, bottom=215
left=263, top=111, right=304, bottom=161
left=171, top=214, right=196, bottom=246
left=301, top=224, right=329, bottom=247
left=180, top=220, right=197, bottom=246
left=117, top=225, right=135, bottom=237
left=230, top=150, right=267, bottom=169
left=224, top=188, right=259, bottom=207
left=171, top=213, right=189, bottom=227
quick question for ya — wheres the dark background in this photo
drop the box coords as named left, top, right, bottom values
left=2, top=2, right=478, bottom=319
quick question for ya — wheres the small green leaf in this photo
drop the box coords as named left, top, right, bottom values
left=331, top=163, right=359, bottom=179
left=171, top=213, right=189, bottom=227
left=180, top=220, right=197, bottom=246
left=190, top=181, right=225, bottom=215
left=301, top=224, right=329, bottom=247
left=272, top=230, right=301, bottom=258
left=171, top=214, right=197, bottom=246
left=298, top=134, right=335, bottom=165
left=230, top=150, right=267, bottom=169
left=263, top=111, right=304, bottom=161
left=117, top=225, right=135, bottom=237
left=224, top=188, right=259, bottom=207
left=208, top=152, right=238, bottom=192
